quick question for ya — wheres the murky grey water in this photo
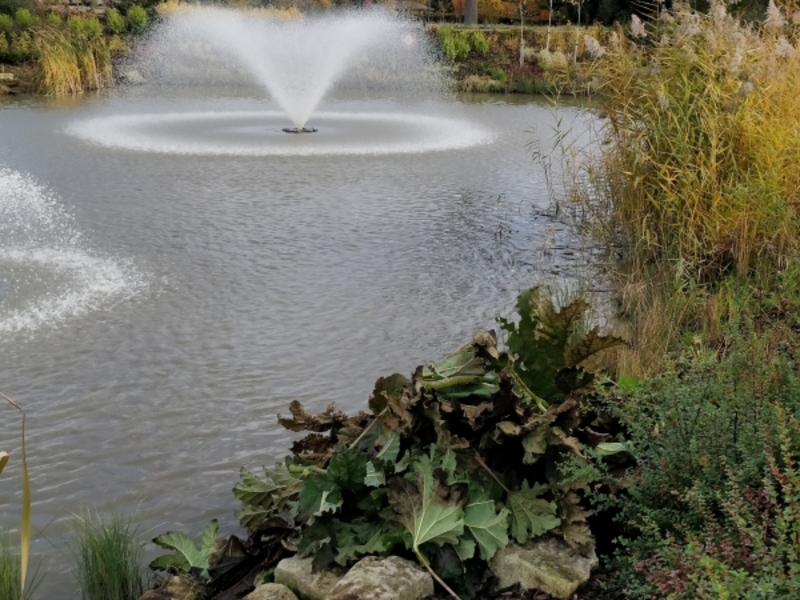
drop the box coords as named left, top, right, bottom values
left=0, top=91, right=596, bottom=597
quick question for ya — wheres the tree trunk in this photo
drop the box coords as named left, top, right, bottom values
left=465, top=0, right=478, bottom=25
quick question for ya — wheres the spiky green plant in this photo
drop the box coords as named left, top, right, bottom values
left=72, top=513, right=144, bottom=600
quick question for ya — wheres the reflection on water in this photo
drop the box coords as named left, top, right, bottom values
left=0, top=93, right=597, bottom=598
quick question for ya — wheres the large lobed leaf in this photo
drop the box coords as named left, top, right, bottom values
left=507, top=480, right=561, bottom=544
left=387, top=454, right=465, bottom=554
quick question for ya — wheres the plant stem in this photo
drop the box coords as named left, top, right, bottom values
left=473, top=452, right=512, bottom=495
left=414, top=547, right=461, bottom=600
left=348, top=407, right=388, bottom=451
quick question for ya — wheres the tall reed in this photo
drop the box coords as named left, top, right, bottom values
left=584, top=4, right=800, bottom=283
left=34, top=27, right=112, bottom=95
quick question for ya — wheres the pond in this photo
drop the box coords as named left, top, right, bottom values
left=0, top=89, right=596, bottom=598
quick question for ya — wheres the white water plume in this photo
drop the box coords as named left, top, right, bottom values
left=0, top=169, right=144, bottom=334
left=131, top=8, right=444, bottom=128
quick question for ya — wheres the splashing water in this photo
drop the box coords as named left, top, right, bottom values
left=0, top=169, right=144, bottom=334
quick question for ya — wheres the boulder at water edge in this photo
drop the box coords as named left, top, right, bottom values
left=245, top=582, right=299, bottom=600
left=273, top=556, right=344, bottom=600
left=325, top=555, right=434, bottom=600
left=489, top=536, right=599, bottom=599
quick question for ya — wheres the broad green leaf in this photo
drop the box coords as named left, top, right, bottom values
left=328, top=446, right=368, bottom=491
left=388, top=457, right=465, bottom=553
left=507, top=481, right=560, bottom=544
left=149, top=553, right=190, bottom=573
left=151, top=531, right=210, bottom=576
left=463, top=498, right=509, bottom=560
left=298, top=475, right=342, bottom=519
left=200, top=519, right=218, bottom=554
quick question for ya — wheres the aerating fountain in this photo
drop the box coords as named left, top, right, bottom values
left=67, top=7, right=491, bottom=155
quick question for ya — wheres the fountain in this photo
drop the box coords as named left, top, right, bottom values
left=66, top=7, right=491, bottom=155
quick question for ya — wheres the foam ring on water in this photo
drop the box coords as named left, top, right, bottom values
left=67, top=110, right=493, bottom=156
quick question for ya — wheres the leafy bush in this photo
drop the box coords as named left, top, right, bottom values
left=8, top=31, right=33, bottom=63
left=470, top=30, right=489, bottom=56
left=44, top=11, right=61, bottom=27
left=67, top=16, right=103, bottom=40
left=589, top=321, right=800, bottom=596
left=0, top=13, right=13, bottom=34
left=225, top=288, right=623, bottom=597
left=483, top=66, right=507, bottom=85
left=13, top=7, right=34, bottom=29
left=105, top=8, right=125, bottom=36
left=436, top=26, right=471, bottom=62
left=149, top=520, right=218, bottom=579
left=125, top=5, right=148, bottom=34
left=72, top=513, right=144, bottom=600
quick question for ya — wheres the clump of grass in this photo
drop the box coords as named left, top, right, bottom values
left=34, top=27, right=112, bottom=95
left=0, top=536, right=24, bottom=600
left=72, top=513, right=144, bottom=600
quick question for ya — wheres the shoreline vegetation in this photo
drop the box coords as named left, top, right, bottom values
left=5, top=0, right=800, bottom=598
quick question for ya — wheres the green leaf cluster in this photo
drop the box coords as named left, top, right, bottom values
left=234, top=287, right=622, bottom=596
left=150, top=520, right=219, bottom=579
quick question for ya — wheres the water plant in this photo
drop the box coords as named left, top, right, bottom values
left=72, top=513, right=144, bottom=600
left=149, top=520, right=218, bottom=579
left=227, top=287, right=623, bottom=598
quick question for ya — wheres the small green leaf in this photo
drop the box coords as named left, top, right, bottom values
left=364, top=462, right=385, bottom=488
left=328, top=446, right=368, bottom=491
left=595, top=442, right=628, bottom=456
left=507, top=481, right=561, bottom=544
left=463, top=498, right=509, bottom=560
left=200, top=519, right=218, bottom=554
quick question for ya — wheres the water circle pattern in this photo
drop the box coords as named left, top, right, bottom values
left=0, top=169, right=144, bottom=334
left=67, top=110, right=493, bottom=156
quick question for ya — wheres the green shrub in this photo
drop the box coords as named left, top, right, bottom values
left=0, top=32, right=8, bottom=58
left=484, top=65, right=507, bottom=84
left=590, top=320, right=800, bottom=596
left=0, top=13, right=13, bottom=34
left=125, top=5, right=147, bottom=34
left=436, top=25, right=471, bottom=61
left=470, top=30, right=489, bottom=55
left=13, top=7, right=35, bottom=29
left=67, top=16, right=103, bottom=40
left=8, top=30, right=33, bottom=63
left=105, top=8, right=125, bottom=35
left=44, top=11, right=61, bottom=26
left=72, top=513, right=144, bottom=600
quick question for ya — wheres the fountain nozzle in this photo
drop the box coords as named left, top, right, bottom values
left=282, top=127, right=318, bottom=134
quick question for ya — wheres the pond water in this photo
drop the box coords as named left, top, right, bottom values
left=0, top=89, right=597, bottom=598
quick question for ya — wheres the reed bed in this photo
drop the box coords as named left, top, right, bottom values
left=34, top=27, right=112, bottom=95
left=585, top=4, right=800, bottom=283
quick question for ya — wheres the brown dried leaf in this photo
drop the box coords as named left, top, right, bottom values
left=278, top=400, right=352, bottom=433
left=565, top=327, right=626, bottom=371
left=556, top=491, right=594, bottom=552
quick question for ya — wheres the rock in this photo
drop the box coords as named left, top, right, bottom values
left=138, top=575, right=204, bottom=600
left=489, top=536, right=598, bottom=599
left=121, top=70, right=146, bottom=84
left=325, top=555, right=433, bottom=600
left=274, top=556, right=344, bottom=600
left=245, top=582, right=300, bottom=600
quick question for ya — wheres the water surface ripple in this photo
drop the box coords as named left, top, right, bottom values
left=0, top=95, right=595, bottom=598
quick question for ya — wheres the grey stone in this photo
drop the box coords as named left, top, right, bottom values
left=489, top=536, right=598, bottom=599
left=121, top=70, right=146, bottom=84
left=274, top=556, right=344, bottom=600
left=325, top=555, right=433, bottom=600
left=245, top=582, right=299, bottom=600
